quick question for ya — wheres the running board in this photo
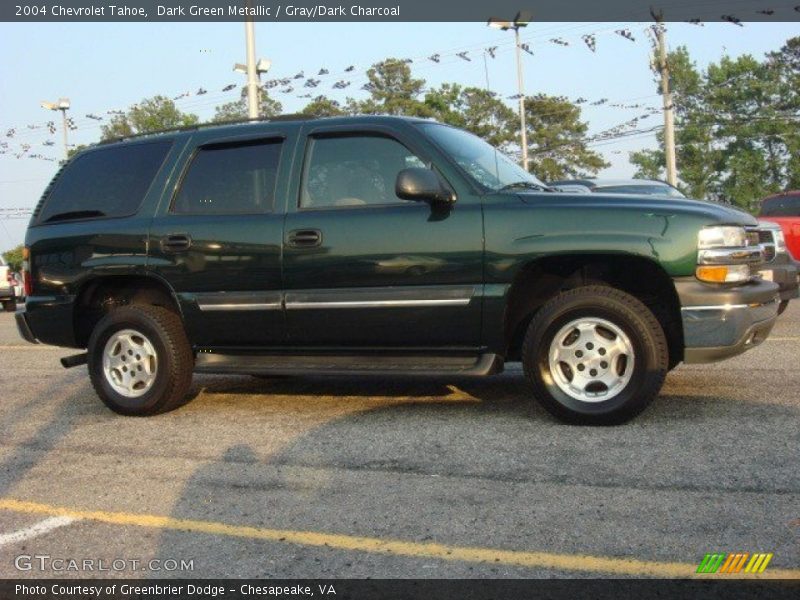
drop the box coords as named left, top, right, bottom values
left=194, top=352, right=502, bottom=377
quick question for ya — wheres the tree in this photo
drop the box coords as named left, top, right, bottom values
left=424, top=84, right=516, bottom=147
left=301, top=95, right=347, bottom=117
left=101, top=96, right=199, bottom=140
left=630, top=39, right=800, bottom=210
left=357, top=58, right=430, bottom=117
left=213, top=89, right=282, bottom=122
left=523, top=94, right=609, bottom=180
left=2, top=244, right=24, bottom=272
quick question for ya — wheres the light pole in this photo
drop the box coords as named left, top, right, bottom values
left=654, top=23, right=677, bottom=186
left=40, top=98, right=70, bottom=159
left=234, top=2, right=271, bottom=119
left=488, top=12, right=531, bottom=170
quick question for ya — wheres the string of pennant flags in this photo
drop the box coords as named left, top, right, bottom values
left=0, top=24, right=673, bottom=146
left=4, top=11, right=799, bottom=160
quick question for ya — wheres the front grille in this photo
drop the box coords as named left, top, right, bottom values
left=748, top=227, right=776, bottom=263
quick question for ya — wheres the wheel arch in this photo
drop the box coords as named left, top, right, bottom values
left=503, top=253, right=684, bottom=368
left=73, top=273, right=183, bottom=349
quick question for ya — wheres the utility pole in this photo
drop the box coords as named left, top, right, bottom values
left=514, top=27, right=529, bottom=171
left=233, top=1, right=271, bottom=120
left=655, top=22, right=677, bottom=186
left=244, top=15, right=259, bottom=119
left=40, top=98, right=71, bottom=160
left=488, top=11, right=531, bottom=171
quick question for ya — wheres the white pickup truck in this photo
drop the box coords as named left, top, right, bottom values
left=0, top=255, right=17, bottom=311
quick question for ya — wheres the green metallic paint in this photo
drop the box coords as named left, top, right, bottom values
left=21, top=115, right=763, bottom=356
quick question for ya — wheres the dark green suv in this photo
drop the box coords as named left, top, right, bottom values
left=15, top=116, right=780, bottom=423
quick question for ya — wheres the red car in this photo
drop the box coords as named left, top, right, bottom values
left=759, top=191, right=800, bottom=260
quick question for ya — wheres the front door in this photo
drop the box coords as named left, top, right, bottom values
left=282, top=125, right=484, bottom=348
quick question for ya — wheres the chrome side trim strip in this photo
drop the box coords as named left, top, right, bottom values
left=191, top=286, right=477, bottom=311
left=199, top=302, right=282, bottom=312
left=286, top=298, right=471, bottom=310
left=680, top=304, right=748, bottom=311
left=284, top=285, right=476, bottom=310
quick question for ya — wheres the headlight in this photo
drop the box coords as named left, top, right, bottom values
left=696, top=225, right=757, bottom=283
left=697, top=226, right=748, bottom=249
left=773, top=228, right=787, bottom=253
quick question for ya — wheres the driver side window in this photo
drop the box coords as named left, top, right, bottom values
left=300, top=134, right=425, bottom=209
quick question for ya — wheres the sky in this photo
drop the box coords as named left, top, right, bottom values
left=0, top=20, right=798, bottom=248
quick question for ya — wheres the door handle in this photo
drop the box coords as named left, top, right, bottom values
left=287, top=229, right=322, bottom=248
left=160, top=233, right=192, bottom=253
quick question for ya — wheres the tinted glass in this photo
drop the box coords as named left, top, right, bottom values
left=760, top=195, right=800, bottom=217
left=173, top=139, right=282, bottom=214
left=301, top=135, right=425, bottom=208
left=596, top=184, right=686, bottom=198
left=419, top=123, right=547, bottom=191
left=39, top=141, right=171, bottom=223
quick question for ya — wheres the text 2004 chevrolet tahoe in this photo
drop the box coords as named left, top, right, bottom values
left=15, top=116, right=780, bottom=423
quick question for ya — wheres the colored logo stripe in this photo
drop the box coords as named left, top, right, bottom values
left=697, top=553, right=773, bottom=574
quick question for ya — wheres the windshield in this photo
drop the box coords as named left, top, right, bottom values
left=419, top=123, right=547, bottom=192
left=595, top=184, right=686, bottom=198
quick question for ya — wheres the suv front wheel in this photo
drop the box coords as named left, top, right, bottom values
left=522, top=285, right=668, bottom=425
left=88, top=305, right=194, bottom=416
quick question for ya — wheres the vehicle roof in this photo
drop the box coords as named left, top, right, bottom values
left=98, top=114, right=433, bottom=147
left=762, top=190, right=800, bottom=201
left=549, top=178, right=675, bottom=189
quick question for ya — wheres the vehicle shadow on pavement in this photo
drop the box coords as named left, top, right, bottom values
left=152, top=372, right=800, bottom=578
left=0, top=376, right=94, bottom=498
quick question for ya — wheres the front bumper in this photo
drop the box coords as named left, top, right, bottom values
left=0, top=285, right=14, bottom=300
left=15, top=309, right=38, bottom=344
left=676, top=278, right=780, bottom=364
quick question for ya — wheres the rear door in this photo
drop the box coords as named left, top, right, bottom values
left=148, top=127, right=296, bottom=347
left=281, top=122, right=484, bottom=348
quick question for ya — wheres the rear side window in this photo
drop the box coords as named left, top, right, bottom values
left=760, top=195, right=800, bottom=217
left=38, top=141, right=172, bottom=223
left=172, top=139, right=282, bottom=214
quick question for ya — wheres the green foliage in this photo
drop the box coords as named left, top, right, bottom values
left=213, top=89, right=282, bottom=122
left=2, top=244, right=24, bottom=272
left=524, top=94, right=609, bottom=180
left=424, top=84, right=517, bottom=148
left=356, top=58, right=431, bottom=117
left=300, top=95, right=347, bottom=117
left=334, top=58, right=604, bottom=178
left=67, top=144, right=90, bottom=159
left=101, top=96, right=199, bottom=140
left=630, top=38, right=800, bottom=211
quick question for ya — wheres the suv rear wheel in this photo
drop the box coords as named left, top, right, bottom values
left=88, top=305, right=193, bottom=416
left=522, top=285, right=668, bottom=425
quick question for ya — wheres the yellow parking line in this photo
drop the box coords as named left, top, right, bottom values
left=0, top=498, right=797, bottom=579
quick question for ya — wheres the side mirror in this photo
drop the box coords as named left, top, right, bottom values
left=395, top=168, right=455, bottom=206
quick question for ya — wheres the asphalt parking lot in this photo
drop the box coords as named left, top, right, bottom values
left=0, top=306, right=798, bottom=579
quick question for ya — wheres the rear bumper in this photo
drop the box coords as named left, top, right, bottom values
left=0, top=285, right=14, bottom=300
left=675, top=278, right=780, bottom=364
left=22, top=295, right=78, bottom=347
left=15, top=309, right=38, bottom=344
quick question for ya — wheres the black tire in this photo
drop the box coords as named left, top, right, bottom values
left=777, top=300, right=789, bottom=316
left=88, top=305, right=193, bottom=416
left=522, top=285, right=668, bottom=425
left=2, top=299, right=16, bottom=312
